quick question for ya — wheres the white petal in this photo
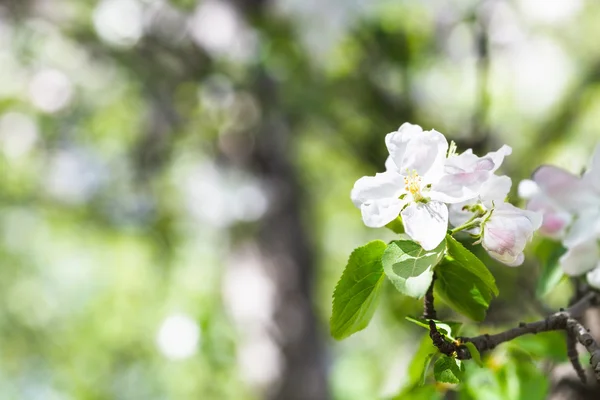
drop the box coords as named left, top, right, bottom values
left=361, top=198, right=405, bottom=228
left=401, top=201, right=448, bottom=250
left=351, top=171, right=404, bottom=208
left=480, top=175, right=512, bottom=203
left=587, top=265, right=600, bottom=289
left=484, top=145, right=512, bottom=173
left=560, top=239, right=600, bottom=276
left=518, top=179, right=539, bottom=199
left=384, top=156, right=398, bottom=172
left=563, top=209, right=600, bottom=248
left=385, top=123, right=422, bottom=170
left=401, top=129, right=448, bottom=181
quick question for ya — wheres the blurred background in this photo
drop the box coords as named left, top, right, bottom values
left=1, top=0, right=600, bottom=399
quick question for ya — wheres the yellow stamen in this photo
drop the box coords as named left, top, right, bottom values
left=403, top=170, right=423, bottom=201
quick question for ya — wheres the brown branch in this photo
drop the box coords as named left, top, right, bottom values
left=429, top=291, right=600, bottom=381
left=423, top=273, right=437, bottom=320
left=567, top=325, right=588, bottom=383
left=567, top=318, right=600, bottom=382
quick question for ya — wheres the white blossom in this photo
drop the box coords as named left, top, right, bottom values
left=481, top=203, right=542, bottom=266
left=520, top=145, right=600, bottom=283
left=351, top=123, right=451, bottom=250
left=352, top=122, right=527, bottom=256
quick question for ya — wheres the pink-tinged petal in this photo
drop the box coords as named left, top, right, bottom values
left=401, top=129, right=448, bottom=181
left=361, top=198, right=405, bottom=228
left=385, top=123, right=423, bottom=171
left=587, top=265, right=600, bottom=289
left=430, top=149, right=510, bottom=204
left=483, top=145, right=512, bottom=173
left=526, top=196, right=572, bottom=239
left=481, top=203, right=541, bottom=266
left=401, top=201, right=448, bottom=250
left=532, top=165, right=596, bottom=211
left=351, top=171, right=405, bottom=208
left=560, top=239, right=600, bottom=276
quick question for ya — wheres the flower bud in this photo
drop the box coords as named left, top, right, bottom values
left=481, top=203, right=542, bottom=266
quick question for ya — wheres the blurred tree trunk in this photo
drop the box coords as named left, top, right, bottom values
left=239, top=69, right=329, bottom=400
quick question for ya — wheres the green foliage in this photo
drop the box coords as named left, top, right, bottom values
left=434, top=355, right=464, bottom=384
left=382, top=238, right=446, bottom=298
left=385, top=217, right=405, bottom=234
left=535, top=239, right=567, bottom=298
left=406, top=334, right=439, bottom=386
left=434, top=235, right=498, bottom=321
left=420, top=353, right=436, bottom=386
left=405, top=316, right=463, bottom=341
left=330, top=240, right=387, bottom=340
left=463, top=342, right=483, bottom=367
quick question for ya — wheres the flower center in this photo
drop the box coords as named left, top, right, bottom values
left=404, top=170, right=424, bottom=201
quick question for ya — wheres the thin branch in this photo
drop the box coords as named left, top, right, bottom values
left=566, top=318, right=600, bottom=382
left=423, top=273, right=437, bottom=320
left=428, top=291, right=600, bottom=381
left=567, top=329, right=587, bottom=384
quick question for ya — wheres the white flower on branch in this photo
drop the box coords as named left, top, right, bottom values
left=351, top=123, right=517, bottom=251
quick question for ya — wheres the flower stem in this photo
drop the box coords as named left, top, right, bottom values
left=449, top=217, right=481, bottom=235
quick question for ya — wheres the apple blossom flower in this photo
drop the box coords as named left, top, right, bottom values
left=448, top=174, right=512, bottom=232
left=351, top=123, right=450, bottom=250
left=480, top=202, right=542, bottom=266
left=351, top=123, right=516, bottom=251
left=519, top=145, right=600, bottom=282
left=432, top=145, right=513, bottom=204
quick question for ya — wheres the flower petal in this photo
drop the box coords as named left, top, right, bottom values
left=560, top=239, right=600, bottom=276
left=483, top=145, right=512, bottom=173
left=385, top=123, right=423, bottom=171
left=401, top=129, right=448, bottom=181
left=351, top=171, right=405, bottom=208
left=361, top=198, right=405, bottom=228
left=401, top=201, right=448, bottom=250
left=532, top=165, right=596, bottom=211
left=518, top=179, right=539, bottom=199
left=481, top=202, right=541, bottom=266
left=480, top=175, right=512, bottom=203
left=563, top=208, right=600, bottom=248
left=587, top=265, right=600, bottom=289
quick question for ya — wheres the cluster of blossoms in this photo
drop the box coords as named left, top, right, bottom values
left=351, top=123, right=541, bottom=266
left=519, top=146, right=600, bottom=286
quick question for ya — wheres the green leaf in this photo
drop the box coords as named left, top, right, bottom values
left=535, top=239, right=566, bottom=298
left=434, top=355, right=464, bottom=384
left=405, top=316, right=463, bottom=341
left=464, top=342, right=483, bottom=367
left=420, top=353, right=436, bottom=386
left=434, top=235, right=498, bottom=321
left=330, top=240, right=387, bottom=340
left=385, top=217, right=405, bottom=234
left=406, top=334, right=439, bottom=387
left=382, top=238, right=446, bottom=298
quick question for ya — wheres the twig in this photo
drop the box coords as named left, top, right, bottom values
left=423, top=273, right=437, bottom=320
left=428, top=291, right=600, bottom=381
left=566, top=318, right=600, bottom=382
left=567, top=329, right=587, bottom=383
